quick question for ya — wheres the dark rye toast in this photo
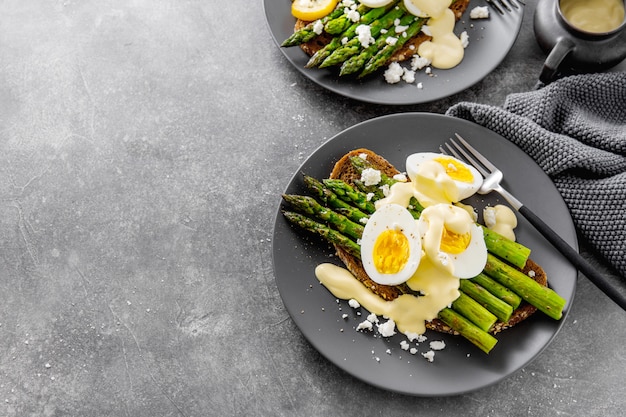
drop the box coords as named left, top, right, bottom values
left=295, top=0, right=472, bottom=66
left=328, top=149, right=545, bottom=336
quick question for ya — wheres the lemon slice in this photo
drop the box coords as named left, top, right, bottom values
left=359, top=0, right=395, bottom=7
left=291, top=0, right=339, bottom=21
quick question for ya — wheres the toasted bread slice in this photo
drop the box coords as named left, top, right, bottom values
left=328, top=149, right=545, bottom=335
left=295, top=0, right=471, bottom=67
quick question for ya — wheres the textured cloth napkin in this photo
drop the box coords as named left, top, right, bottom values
left=446, top=72, right=626, bottom=278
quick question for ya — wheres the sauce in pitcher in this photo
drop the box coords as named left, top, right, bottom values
left=560, top=0, right=625, bottom=33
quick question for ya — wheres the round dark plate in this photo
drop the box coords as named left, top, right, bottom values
left=263, top=1, right=524, bottom=105
left=272, top=113, right=576, bottom=396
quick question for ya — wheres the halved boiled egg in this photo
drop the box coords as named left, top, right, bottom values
left=406, top=152, right=483, bottom=201
left=417, top=203, right=487, bottom=278
left=361, top=204, right=422, bottom=286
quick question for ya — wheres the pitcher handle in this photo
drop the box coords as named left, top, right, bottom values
left=539, top=37, right=576, bottom=84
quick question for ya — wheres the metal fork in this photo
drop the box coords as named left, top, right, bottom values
left=442, top=133, right=626, bottom=311
left=486, top=0, right=524, bottom=15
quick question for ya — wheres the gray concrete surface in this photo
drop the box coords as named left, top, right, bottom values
left=0, top=1, right=625, bottom=416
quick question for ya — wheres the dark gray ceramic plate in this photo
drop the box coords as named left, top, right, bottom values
left=263, top=1, right=523, bottom=105
left=272, top=113, right=576, bottom=396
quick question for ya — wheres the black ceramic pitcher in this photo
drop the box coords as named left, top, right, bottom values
left=534, top=0, right=626, bottom=84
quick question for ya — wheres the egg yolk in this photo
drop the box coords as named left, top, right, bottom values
left=373, top=229, right=410, bottom=274
left=439, top=227, right=471, bottom=254
left=433, top=156, right=474, bottom=183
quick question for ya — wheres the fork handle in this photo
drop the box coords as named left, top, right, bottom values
left=519, top=205, right=626, bottom=311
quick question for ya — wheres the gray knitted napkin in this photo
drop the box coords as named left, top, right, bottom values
left=446, top=72, right=626, bottom=278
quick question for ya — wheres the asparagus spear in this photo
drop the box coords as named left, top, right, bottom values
left=481, top=226, right=530, bottom=269
left=303, top=175, right=370, bottom=223
left=451, top=292, right=498, bottom=332
left=319, top=5, right=406, bottom=68
left=471, top=273, right=522, bottom=309
left=483, top=253, right=566, bottom=320
left=438, top=308, right=498, bottom=354
left=459, top=279, right=514, bottom=323
left=322, top=179, right=376, bottom=214
left=306, top=4, right=397, bottom=68
left=359, top=16, right=426, bottom=78
left=283, top=211, right=362, bottom=258
left=324, top=4, right=370, bottom=35
left=281, top=5, right=346, bottom=47
left=340, top=13, right=417, bottom=75
left=282, top=194, right=364, bottom=240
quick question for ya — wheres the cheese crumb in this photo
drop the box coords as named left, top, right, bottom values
left=422, top=350, right=435, bottom=362
left=393, top=173, right=408, bottom=182
left=345, top=7, right=360, bottom=22
left=356, top=25, right=375, bottom=48
left=348, top=298, right=360, bottom=309
left=313, top=20, right=324, bottom=35
left=377, top=319, right=397, bottom=337
left=411, top=54, right=431, bottom=70
left=470, top=6, right=490, bottom=19
left=400, top=340, right=410, bottom=351
left=367, top=313, right=379, bottom=323
left=361, top=168, right=382, bottom=186
left=384, top=62, right=404, bottom=84
left=460, top=31, right=469, bottom=48
left=356, top=320, right=374, bottom=331
left=430, top=340, right=446, bottom=351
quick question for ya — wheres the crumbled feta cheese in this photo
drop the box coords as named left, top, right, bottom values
left=366, top=192, right=375, bottom=201
left=410, top=347, right=418, bottom=355
left=379, top=183, right=390, bottom=197
left=361, top=167, right=382, bottom=186
left=377, top=319, right=396, bottom=337
left=341, top=36, right=349, bottom=45
left=400, top=340, right=410, bottom=351
left=313, top=20, right=324, bottom=35
left=384, top=62, right=403, bottom=83
left=422, top=350, right=435, bottom=362
left=402, top=68, right=416, bottom=83
left=348, top=298, right=360, bottom=309
left=430, top=340, right=446, bottom=351
left=483, top=206, right=497, bottom=228
left=358, top=153, right=368, bottom=160
left=395, top=24, right=409, bottom=34
left=417, top=82, right=423, bottom=89
left=411, top=54, right=431, bottom=70
left=345, top=8, right=360, bottom=22
left=406, top=333, right=427, bottom=343
left=356, top=25, right=375, bottom=48
left=460, top=31, right=469, bottom=48
left=393, top=173, right=407, bottom=182
left=342, top=313, right=349, bottom=319
left=528, top=270, right=536, bottom=278
left=385, top=36, right=398, bottom=46
left=357, top=320, right=373, bottom=331
left=380, top=28, right=388, bottom=34
left=470, top=6, right=490, bottom=19
left=421, top=25, right=432, bottom=36
left=425, top=66, right=432, bottom=75
left=366, top=313, right=379, bottom=323
left=386, top=348, right=392, bottom=355
left=341, top=0, right=356, bottom=7
left=359, top=217, right=368, bottom=224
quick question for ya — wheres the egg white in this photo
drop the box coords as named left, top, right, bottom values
left=361, top=204, right=422, bottom=286
left=405, top=152, right=483, bottom=201
left=417, top=203, right=487, bottom=279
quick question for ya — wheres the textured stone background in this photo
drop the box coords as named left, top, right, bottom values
left=0, top=1, right=624, bottom=416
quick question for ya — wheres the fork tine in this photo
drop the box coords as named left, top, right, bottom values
left=446, top=140, right=491, bottom=177
left=453, top=133, right=499, bottom=172
left=485, top=0, right=504, bottom=14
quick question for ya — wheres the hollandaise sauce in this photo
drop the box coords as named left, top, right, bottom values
left=560, top=0, right=625, bottom=33
left=315, top=261, right=460, bottom=336
left=405, top=0, right=465, bottom=69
